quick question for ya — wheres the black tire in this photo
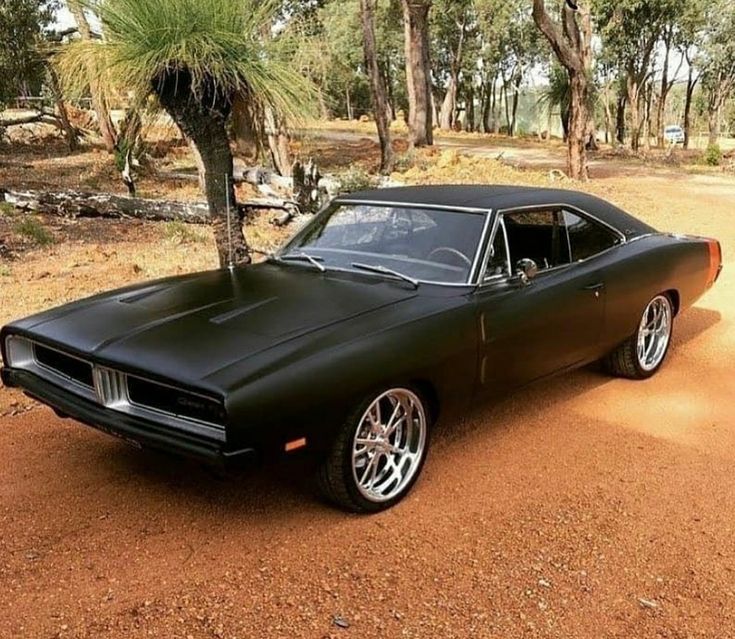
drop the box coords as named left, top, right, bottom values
left=317, top=386, right=431, bottom=513
left=603, top=293, right=674, bottom=380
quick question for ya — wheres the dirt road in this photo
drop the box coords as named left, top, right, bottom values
left=1, top=172, right=734, bottom=638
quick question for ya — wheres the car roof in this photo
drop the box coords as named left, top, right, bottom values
left=339, top=185, right=656, bottom=237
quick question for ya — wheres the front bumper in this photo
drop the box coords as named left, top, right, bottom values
left=2, top=367, right=256, bottom=466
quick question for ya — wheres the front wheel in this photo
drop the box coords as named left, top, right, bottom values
left=604, top=293, right=674, bottom=379
left=317, top=387, right=430, bottom=512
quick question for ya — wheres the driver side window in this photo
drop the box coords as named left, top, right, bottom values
left=503, top=209, right=570, bottom=272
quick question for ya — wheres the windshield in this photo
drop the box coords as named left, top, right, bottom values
left=280, top=203, right=487, bottom=284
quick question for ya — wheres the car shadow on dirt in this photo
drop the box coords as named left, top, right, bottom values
left=46, top=305, right=722, bottom=517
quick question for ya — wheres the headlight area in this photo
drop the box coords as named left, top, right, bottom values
left=126, top=375, right=228, bottom=427
left=1, top=334, right=228, bottom=438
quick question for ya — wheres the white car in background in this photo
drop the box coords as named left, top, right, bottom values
left=664, top=125, right=685, bottom=145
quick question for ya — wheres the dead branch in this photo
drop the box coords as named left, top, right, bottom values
left=0, top=188, right=300, bottom=224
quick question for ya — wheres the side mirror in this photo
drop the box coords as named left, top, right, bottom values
left=515, top=258, right=538, bottom=284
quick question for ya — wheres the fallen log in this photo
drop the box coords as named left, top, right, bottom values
left=0, top=188, right=300, bottom=224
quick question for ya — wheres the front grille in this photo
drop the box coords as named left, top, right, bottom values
left=128, top=376, right=227, bottom=426
left=34, top=344, right=94, bottom=387
left=6, top=336, right=226, bottom=438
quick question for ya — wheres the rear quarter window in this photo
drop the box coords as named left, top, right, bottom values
left=563, top=210, right=621, bottom=261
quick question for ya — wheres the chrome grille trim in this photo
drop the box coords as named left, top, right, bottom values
left=4, top=335, right=226, bottom=442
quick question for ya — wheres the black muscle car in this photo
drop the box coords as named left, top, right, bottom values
left=1, top=185, right=722, bottom=512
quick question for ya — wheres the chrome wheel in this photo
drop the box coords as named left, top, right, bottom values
left=351, top=388, right=427, bottom=503
left=636, top=295, right=672, bottom=372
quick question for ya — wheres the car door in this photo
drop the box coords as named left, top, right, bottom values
left=474, top=206, right=618, bottom=395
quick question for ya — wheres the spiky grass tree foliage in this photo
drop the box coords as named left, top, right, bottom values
left=60, top=0, right=315, bottom=266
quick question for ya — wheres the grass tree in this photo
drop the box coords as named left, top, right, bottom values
left=60, top=0, right=315, bottom=267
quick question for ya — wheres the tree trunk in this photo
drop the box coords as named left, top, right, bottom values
left=360, top=0, right=393, bottom=174
left=46, top=65, right=78, bottom=152
left=466, top=83, right=475, bottom=132
left=345, top=86, right=353, bottom=120
left=642, top=80, right=652, bottom=152
left=627, top=73, right=641, bottom=152
left=683, top=62, right=697, bottom=150
left=1, top=188, right=295, bottom=222
left=491, top=80, right=500, bottom=134
left=656, top=38, right=671, bottom=147
left=231, top=93, right=260, bottom=163
left=567, top=70, right=589, bottom=179
left=439, top=74, right=458, bottom=130
left=156, top=71, right=250, bottom=267
left=264, top=107, right=292, bottom=177
left=67, top=0, right=118, bottom=153
left=708, top=106, right=720, bottom=146
left=510, top=73, right=522, bottom=137
left=616, top=94, right=626, bottom=145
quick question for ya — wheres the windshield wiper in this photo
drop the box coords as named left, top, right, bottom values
left=278, top=252, right=326, bottom=273
left=351, top=262, right=419, bottom=289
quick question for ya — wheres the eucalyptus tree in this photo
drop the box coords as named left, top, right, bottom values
left=532, top=0, right=594, bottom=180
left=66, top=0, right=118, bottom=152
left=402, top=0, right=433, bottom=146
left=60, top=0, right=315, bottom=267
left=432, top=0, right=476, bottom=130
left=593, top=0, right=684, bottom=152
left=700, top=1, right=735, bottom=145
left=677, top=0, right=707, bottom=148
left=360, top=0, right=393, bottom=173
left=0, top=0, right=55, bottom=108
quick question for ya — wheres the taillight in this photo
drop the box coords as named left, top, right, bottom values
left=706, top=239, right=722, bottom=288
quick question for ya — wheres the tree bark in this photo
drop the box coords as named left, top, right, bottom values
left=626, top=71, right=641, bottom=152
left=264, top=106, right=292, bottom=177
left=155, top=70, right=250, bottom=267
left=67, top=0, right=118, bottom=153
left=616, top=93, right=626, bottom=145
left=656, top=34, right=672, bottom=147
left=567, top=71, right=588, bottom=178
left=2, top=188, right=211, bottom=222
left=708, top=107, right=720, bottom=146
left=402, top=0, right=433, bottom=146
left=46, top=65, right=78, bottom=151
left=439, top=75, right=458, bottom=130
left=510, top=72, right=522, bottom=137
left=360, top=0, right=394, bottom=174
left=231, top=94, right=260, bottom=163
left=0, top=188, right=295, bottom=222
left=683, top=57, right=697, bottom=150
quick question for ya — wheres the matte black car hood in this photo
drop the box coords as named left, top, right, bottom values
left=9, top=263, right=424, bottom=389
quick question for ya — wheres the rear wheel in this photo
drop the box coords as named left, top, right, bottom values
left=604, top=293, right=674, bottom=379
left=317, top=387, right=430, bottom=512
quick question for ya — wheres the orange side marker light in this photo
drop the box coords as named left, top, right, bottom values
left=285, top=437, right=307, bottom=452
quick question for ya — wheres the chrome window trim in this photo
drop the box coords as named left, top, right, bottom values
left=479, top=215, right=513, bottom=283
left=469, top=210, right=494, bottom=283
left=497, top=203, right=627, bottom=244
left=333, top=198, right=490, bottom=214
left=477, top=202, right=627, bottom=287
left=5, top=336, right=226, bottom=441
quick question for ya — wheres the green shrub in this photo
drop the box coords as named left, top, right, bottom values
left=0, top=202, right=15, bottom=216
left=703, top=143, right=723, bottom=166
left=163, top=220, right=206, bottom=244
left=12, top=217, right=55, bottom=246
left=0, top=264, right=11, bottom=277
left=337, top=166, right=378, bottom=194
